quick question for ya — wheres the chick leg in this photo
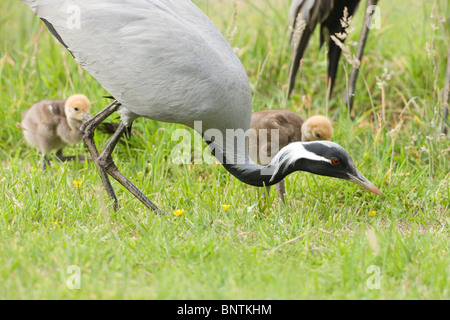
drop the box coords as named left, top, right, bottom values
left=263, top=185, right=271, bottom=202
left=40, top=154, right=50, bottom=170
left=55, top=149, right=92, bottom=163
left=275, top=180, right=286, bottom=204
left=80, top=100, right=121, bottom=211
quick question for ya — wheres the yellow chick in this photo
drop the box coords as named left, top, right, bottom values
left=301, top=115, right=333, bottom=142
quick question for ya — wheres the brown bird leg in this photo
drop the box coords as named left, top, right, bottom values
left=55, top=149, right=92, bottom=163
left=40, top=154, right=50, bottom=170
left=80, top=101, right=121, bottom=211
left=274, top=180, right=286, bottom=204
left=261, top=180, right=286, bottom=207
left=263, top=185, right=271, bottom=203
left=96, top=122, right=159, bottom=212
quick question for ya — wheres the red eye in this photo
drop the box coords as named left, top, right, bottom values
left=331, top=158, right=340, bottom=166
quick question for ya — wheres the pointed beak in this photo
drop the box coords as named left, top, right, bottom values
left=83, top=114, right=92, bottom=121
left=348, top=170, right=382, bottom=196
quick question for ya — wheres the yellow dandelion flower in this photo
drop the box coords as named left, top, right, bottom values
left=73, top=180, right=83, bottom=188
left=222, top=204, right=230, bottom=210
left=173, top=209, right=184, bottom=216
left=369, top=210, right=377, bottom=217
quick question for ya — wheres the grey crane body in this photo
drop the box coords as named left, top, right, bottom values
left=27, top=0, right=251, bottom=135
left=23, top=0, right=381, bottom=211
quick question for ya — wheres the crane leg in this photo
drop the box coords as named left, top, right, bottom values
left=443, top=20, right=450, bottom=135
left=96, top=122, right=160, bottom=212
left=339, top=0, right=379, bottom=119
left=80, top=101, right=121, bottom=211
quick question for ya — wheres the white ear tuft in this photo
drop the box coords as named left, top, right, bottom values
left=269, top=142, right=331, bottom=182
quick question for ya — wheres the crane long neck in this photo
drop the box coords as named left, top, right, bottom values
left=202, top=134, right=296, bottom=187
left=220, top=159, right=294, bottom=187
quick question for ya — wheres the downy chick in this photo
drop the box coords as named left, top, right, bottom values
left=301, top=115, right=333, bottom=142
left=20, top=94, right=91, bottom=169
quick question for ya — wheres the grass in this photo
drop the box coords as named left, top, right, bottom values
left=0, top=0, right=449, bottom=299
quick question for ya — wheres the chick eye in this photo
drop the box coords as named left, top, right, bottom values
left=74, top=107, right=79, bottom=111
left=315, top=133, right=321, bottom=138
left=331, top=158, right=340, bottom=166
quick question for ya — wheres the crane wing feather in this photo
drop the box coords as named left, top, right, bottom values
left=22, top=0, right=251, bottom=130
left=288, top=0, right=361, bottom=96
left=288, top=0, right=329, bottom=96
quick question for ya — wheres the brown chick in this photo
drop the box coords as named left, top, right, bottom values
left=20, top=94, right=92, bottom=169
left=249, top=110, right=333, bottom=203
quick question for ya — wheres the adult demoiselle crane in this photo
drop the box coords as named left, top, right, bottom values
left=22, top=0, right=381, bottom=211
left=288, top=0, right=379, bottom=113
